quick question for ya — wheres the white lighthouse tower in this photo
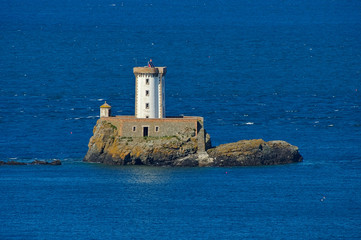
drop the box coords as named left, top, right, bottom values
left=133, top=59, right=167, bottom=118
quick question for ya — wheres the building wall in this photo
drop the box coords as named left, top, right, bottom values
left=135, top=73, right=160, bottom=118
left=100, top=116, right=203, bottom=138
left=100, top=108, right=110, bottom=117
left=122, top=120, right=196, bottom=138
left=158, top=73, right=165, bottom=118
left=134, top=67, right=166, bottom=119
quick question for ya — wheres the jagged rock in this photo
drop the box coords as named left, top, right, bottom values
left=84, top=120, right=303, bottom=167
left=207, top=139, right=303, bottom=166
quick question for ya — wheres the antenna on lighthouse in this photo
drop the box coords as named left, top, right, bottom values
left=148, top=59, right=155, bottom=68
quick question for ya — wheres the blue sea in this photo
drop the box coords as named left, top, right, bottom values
left=1, top=0, right=361, bottom=239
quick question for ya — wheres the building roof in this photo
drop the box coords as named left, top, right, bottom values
left=133, top=66, right=167, bottom=75
left=100, top=101, right=111, bottom=108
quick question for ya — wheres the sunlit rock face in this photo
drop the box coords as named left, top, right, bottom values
left=207, top=139, right=303, bottom=166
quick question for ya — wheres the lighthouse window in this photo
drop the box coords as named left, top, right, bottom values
left=145, top=90, right=149, bottom=96
left=146, top=79, right=149, bottom=85
left=132, top=126, right=136, bottom=132
left=145, top=103, right=149, bottom=109
left=155, top=126, right=159, bottom=132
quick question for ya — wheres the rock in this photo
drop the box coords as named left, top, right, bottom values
left=30, top=160, right=62, bottom=165
left=207, top=139, right=303, bottom=166
left=0, top=160, right=62, bottom=166
left=83, top=120, right=202, bottom=166
left=84, top=120, right=303, bottom=167
left=1, top=161, right=26, bottom=165
left=48, top=160, right=62, bottom=165
left=31, top=160, right=48, bottom=165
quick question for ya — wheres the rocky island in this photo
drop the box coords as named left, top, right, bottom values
left=83, top=119, right=302, bottom=167
left=83, top=60, right=302, bottom=166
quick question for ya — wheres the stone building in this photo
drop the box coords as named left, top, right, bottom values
left=99, top=60, right=207, bottom=152
left=99, top=101, right=111, bottom=117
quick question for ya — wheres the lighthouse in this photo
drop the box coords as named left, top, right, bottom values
left=133, top=59, right=167, bottom=118
left=91, top=61, right=205, bottom=149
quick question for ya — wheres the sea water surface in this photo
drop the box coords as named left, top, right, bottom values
left=1, top=0, right=361, bottom=239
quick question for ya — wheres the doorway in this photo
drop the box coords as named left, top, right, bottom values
left=143, top=127, right=149, bottom=137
